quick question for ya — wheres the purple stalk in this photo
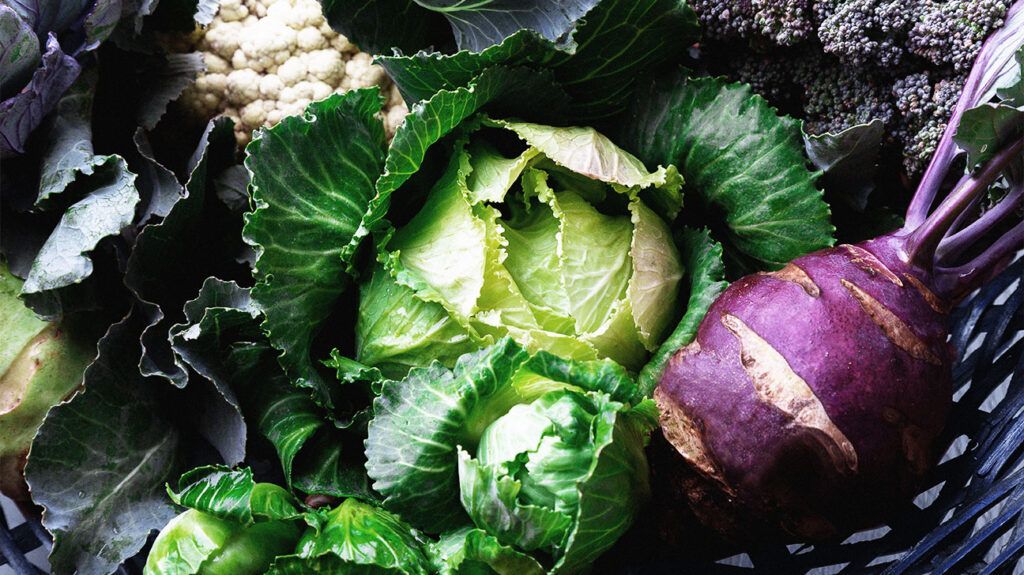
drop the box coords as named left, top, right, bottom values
left=904, top=137, right=1024, bottom=267
left=944, top=173, right=980, bottom=234
left=937, top=183, right=1023, bottom=264
left=904, top=0, right=1024, bottom=228
left=934, top=220, right=1024, bottom=298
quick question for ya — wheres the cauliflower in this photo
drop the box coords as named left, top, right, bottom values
left=178, top=0, right=408, bottom=145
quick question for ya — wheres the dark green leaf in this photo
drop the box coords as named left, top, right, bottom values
left=380, top=0, right=699, bottom=120
left=637, top=228, right=728, bottom=396
left=804, top=119, right=885, bottom=212
left=137, top=52, right=205, bottom=130
left=126, top=117, right=239, bottom=388
left=133, top=127, right=184, bottom=225
left=247, top=367, right=376, bottom=500
left=243, top=89, right=387, bottom=407
left=24, top=309, right=182, bottom=575
left=319, top=0, right=451, bottom=55
left=620, top=75, right=834, bottom=268
left=34, top=70, right=109, bottom=209
left=955, top=102, right=1024, bottom=170
left=416, top=0, right=599, bottom=52
left=21, top=155, right=138, bottom=319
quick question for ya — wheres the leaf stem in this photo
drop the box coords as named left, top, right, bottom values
left=934, top=220, right=1024, bottom=299
left=905, top=137, right=1024, bottom=268
left=937, top=183, right=1023, bottom=264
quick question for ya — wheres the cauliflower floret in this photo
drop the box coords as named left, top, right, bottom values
left=177, top=0, right=408, bottom=145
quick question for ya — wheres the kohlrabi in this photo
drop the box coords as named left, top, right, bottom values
left=365, top=337, right=657, bottom=572
left=356, top=120, right=684, bottom=378
left=0, top=262, right=94, bottom=501
left=144, top=467, right=303, bottom=575
left=652, top=3, right=1024, bottom=541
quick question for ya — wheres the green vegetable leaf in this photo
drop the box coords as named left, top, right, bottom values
left=268, top=499, right=433, bottom=575
left=247, top=365, right=376, bottom=500
left=320, top=0, right=451, bottom=55
left=555, top=398, right=653, bottom=572
left=430, top=527, right=546, bottom=575
left=620, top=75, right=834, bottom=269
left=21, top=155, right=139, bottom=319
left=637, top=228, right=728, bottom=396
left=365, top=339, right=531, bottom=532
left=168, top=466, right=302, bottom=524
left=346, top=66, right=568, bottom=267
left=628, top=199, right=684, bottom=349
left=243, top=89, right=387, bottom=406
left=415, top=0, right=600, bottom=52
left=127, top=117, right=241, bottom=389
left=358, top=259, right=487, bottom=379
left=379, top=0, right=699, bottom=120
left=955, top=102, right=1024, bottom=170
left=25, top=309, right=182, bottom=575
left=804, top=119, right=885, bottom=211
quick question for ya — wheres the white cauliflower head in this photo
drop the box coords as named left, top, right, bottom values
left=179, top=0, right=408, bottom=146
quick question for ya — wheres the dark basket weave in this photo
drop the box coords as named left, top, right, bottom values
left=1, top=259, right=1021, bottom=574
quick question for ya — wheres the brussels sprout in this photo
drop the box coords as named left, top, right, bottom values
left=145, top=467, right=303, bottom=575
left=356, top=120, right=684, bottom=378
left=0, top=264, right=94, bottom=500
left=365, top=339, right=656, bottom=572
left=145, top=508, right=300, bottom=575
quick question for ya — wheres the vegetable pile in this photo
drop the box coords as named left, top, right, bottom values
left=0, top=0, right=1021, bottom=573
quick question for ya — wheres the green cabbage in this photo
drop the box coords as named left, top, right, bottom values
left=357, top=120, right=684, bottom=378
left=365, top=338, right=656, bottom=572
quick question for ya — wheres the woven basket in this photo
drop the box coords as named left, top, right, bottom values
left=2, top=258, right=1021, bottom=574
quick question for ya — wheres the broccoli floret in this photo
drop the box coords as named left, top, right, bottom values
left=690, top=0, right=755, bottom=41
left=908, top=0, right=1011, bottom=72
left=814, top=0, right=914, bottom=68
left=691, top=0, right=814, bottom=46
left=892, top=72, right=963, bottom=174
left=796, top=54, right=897, bottom=134
left=753, top=0, right=815, bottom=46
left=696, top=0, right=1012, bottom=177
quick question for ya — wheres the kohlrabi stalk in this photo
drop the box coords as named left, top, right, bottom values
left=654, top=5, right=1024, bottom=542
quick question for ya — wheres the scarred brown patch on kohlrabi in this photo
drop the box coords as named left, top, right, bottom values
left=902, top=273, right=949, bottom=314
left=720, top=313, right=859, bottom=473
left=883, top=408, right=931, bottom=476
left=840, top=279, right=942, bottom=366
left=841, top=244, right=904, bottom=287
left=654, top=387, right=732, bottom=493
left=763, top=263, right=820, bottom=297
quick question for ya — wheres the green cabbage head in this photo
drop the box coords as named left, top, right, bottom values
left=357, top=120, right=684, bottom=378
left=365, top=338, right=657, bottom=572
